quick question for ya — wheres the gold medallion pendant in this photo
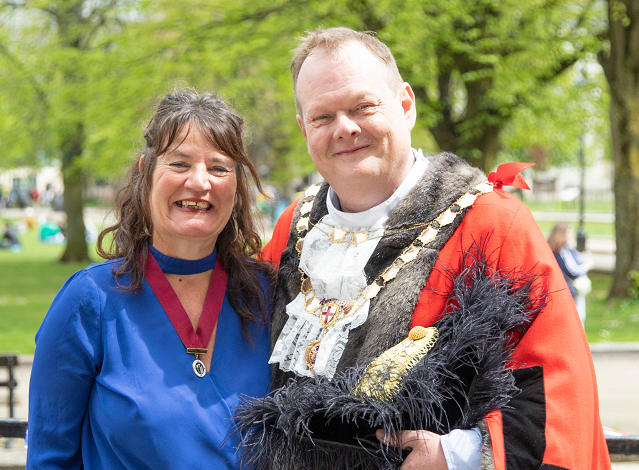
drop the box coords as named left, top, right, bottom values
left=319, top=299, right=347, bottom=326
left=305, top=340, right=322, bottom=371
left=304, top=299, right=348, bottom=371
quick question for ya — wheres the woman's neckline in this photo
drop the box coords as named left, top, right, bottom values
left=148, top=245, right=217, bottom=275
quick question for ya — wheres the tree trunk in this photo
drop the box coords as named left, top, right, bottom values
left=607, top=89, right=639, bottom=297
left=59, top=122, right=89, bottom=262
left=598, top=0, right=639, bottom=298
left=420, top=72, right=504, bottom=174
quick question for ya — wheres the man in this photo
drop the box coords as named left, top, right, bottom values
left=259, top=27, right=610, bottom=469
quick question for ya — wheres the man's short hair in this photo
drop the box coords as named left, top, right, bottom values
left=291, top=27, right=404, bottom=115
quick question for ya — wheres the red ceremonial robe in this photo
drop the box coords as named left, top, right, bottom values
left=262, top=188, right=610, bottom=470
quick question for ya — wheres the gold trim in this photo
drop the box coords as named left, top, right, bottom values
left=305, top=339, right=322, bottom=371
left=353, top=326, right=439, bottom=401
left=186, top=348, right=208, bottom=355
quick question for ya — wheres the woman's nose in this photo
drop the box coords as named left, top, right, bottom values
left=185, top=164, right=212, bottom=191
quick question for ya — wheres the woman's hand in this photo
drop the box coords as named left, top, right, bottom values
left=376, top=429, right=449, bottom=470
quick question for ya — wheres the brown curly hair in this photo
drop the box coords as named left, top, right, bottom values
left=97, top=89, right=274, bottom=334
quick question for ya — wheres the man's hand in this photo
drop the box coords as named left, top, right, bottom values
left=376, top=429, right=449, bottom=470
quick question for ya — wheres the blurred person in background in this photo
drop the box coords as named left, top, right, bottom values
left=0, top=220, right=21, bottom=251
left=548, top=222, right=593, bottom=325
left=27, top=89, right=274, bottom=470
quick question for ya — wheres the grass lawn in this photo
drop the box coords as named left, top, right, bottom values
left=523, top=199, right=614, bottom=213
left=0, top=226, right=637, bottom=354
left=585, top=273, right=639, bottom=343
left=0, top=228, right=99, bottom=354
left=535, top=220, right=614, bottom=237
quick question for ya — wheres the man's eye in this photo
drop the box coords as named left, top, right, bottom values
left=359, top=104, right=372, bottom=110
left=170, top=162, right=187, bottom=168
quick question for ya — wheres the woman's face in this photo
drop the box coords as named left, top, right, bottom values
left=148, top=127, right=237, bottom=256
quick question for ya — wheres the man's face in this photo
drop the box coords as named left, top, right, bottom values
left=295, top=42, right=416, bottom=210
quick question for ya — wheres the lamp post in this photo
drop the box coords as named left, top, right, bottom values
left=576, top=133, right=587, bottom=252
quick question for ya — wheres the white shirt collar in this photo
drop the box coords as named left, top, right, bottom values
left=327, top=148, right=429, bottom=228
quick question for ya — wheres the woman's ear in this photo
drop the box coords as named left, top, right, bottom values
left=138, top=155, right=144, bottom=171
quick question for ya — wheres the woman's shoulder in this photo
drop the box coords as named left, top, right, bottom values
left=63, top=258, right=125, bottom=292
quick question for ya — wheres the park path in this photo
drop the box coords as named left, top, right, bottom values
left=0, top=346, right=638, bottom=468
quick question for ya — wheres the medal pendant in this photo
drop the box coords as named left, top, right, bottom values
left=305, top=339, right=322, bottom=371
left=192, top=354, right=206, bottom=378
left=319, top=299, right=345, bottom=326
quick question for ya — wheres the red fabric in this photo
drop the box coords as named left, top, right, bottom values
left=264, top=189, right=610, bottom=469
left=486, top=411, right=506, bottom=470
left=488, top=162, right=535, bottom=190
left=260, top=199, right=298, bottom=269
left=411, top=189, right=609, bottom=469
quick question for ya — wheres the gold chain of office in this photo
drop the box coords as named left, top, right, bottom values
left=294, top=181, right=494, bottom=325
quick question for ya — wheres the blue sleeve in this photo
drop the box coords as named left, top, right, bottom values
left=557, top=247, right=589, bottom=279
left=27, top=270, right=103, bottom=470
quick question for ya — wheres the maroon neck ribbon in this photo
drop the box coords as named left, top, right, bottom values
left=144, top=252, right=229, bottom=352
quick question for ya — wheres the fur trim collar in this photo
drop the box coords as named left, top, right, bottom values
left=271, top=152, right=486, bottom=387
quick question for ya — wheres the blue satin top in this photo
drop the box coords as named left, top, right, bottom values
left=27, top=250, right=271, bottom=469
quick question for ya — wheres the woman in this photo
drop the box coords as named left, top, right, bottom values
left=27, top=89, right=274, bottom=469
left=547, top=222, right=592, bottom=325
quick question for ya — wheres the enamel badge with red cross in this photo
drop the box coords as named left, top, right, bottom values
left=319, top=299, right=346, bottom=326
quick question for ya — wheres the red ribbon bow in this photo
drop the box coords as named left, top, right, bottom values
left=488, top=162, right=535, bottom=190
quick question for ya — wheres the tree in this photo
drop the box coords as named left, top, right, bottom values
left=349, top=0, right=606, bottom=172
left=0, top=0, right=136, bottom=262
left=186, top=0, right=606, bottom=174
left=598, top=0, right=639, bottom=298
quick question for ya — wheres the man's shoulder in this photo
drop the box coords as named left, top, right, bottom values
left=456, top=187, right=538, bottom=237
left=472, top=187, right=528, bottom=214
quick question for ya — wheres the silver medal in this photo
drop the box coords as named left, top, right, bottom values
left=192, top=358, right=206, bottom=378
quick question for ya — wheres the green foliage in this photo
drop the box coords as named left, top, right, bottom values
left=500, top=59, right=611, bottom=168
left=0, top=0, right=609, bottom=188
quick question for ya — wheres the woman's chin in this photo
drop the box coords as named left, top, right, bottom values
left=154, top=223, right=223, bottom=248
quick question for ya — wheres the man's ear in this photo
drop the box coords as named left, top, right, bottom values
left=400, top=83, right=417, bottom=132
left=138, top=155, right=144, bottom=171
left=296, top=115, right=308, bottom=141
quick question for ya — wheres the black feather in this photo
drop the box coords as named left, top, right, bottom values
left=234, top=247, right=547, bottom=469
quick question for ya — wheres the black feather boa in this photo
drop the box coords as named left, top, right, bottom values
left=234, top=250, right=547, bottom=469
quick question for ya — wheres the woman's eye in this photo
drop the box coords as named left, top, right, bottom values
left=210, top=166, right=230, bottom=174
left=170, top=162, right=187, bottom=168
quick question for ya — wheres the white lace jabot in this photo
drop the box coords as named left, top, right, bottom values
left=269, top=149, right=429, bottom=378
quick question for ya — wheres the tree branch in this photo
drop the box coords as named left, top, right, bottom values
left=0, top=40, right=49, bottom=109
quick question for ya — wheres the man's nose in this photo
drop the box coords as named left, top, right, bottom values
left=333, top=113, right=361, bottom=139
left=185, top=164, right=212, bottom=191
